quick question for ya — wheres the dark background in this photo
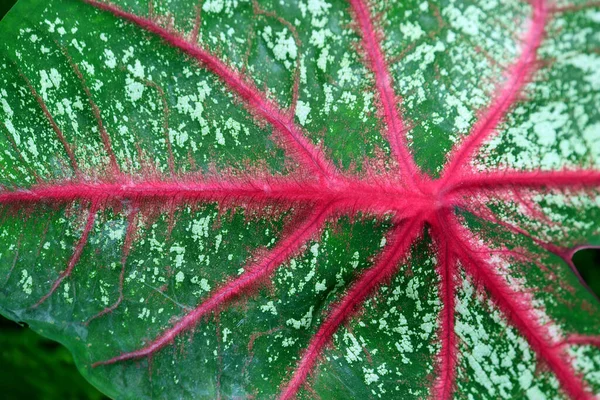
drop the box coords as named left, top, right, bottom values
left=0, top=0, right=599, bottom=398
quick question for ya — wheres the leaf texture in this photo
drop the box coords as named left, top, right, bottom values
left=1, top=0, right=600, bottom=399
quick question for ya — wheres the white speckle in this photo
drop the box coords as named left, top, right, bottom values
left=125, top=78, right=144, bottom=102
left=4, top=120, right=18, bottom=145
left=272, top=30, right=297, bottom=61
left=215, top=128, right=225, bottom=145
left=317, top=46, right=330, bottom=72
left=519, top=369, right=533, bottom=390
left=103, top=49, right=116, bottom=69
left=343, top=331, right=363, bottom=363
left=350, top=251, right=360, bottom=268
left=199, top=278, right=211, bottom=292
left=175, top=271, right=185, bottom=283
left=405, top=41, right=446, bottom=71
left=286, top=306, right=314, bottom=329
left=307, top=0, right=331, bottom=17
left=310, top=243, right=319, bottom=258
left=100, top=33, right=108, bottom=41
left=70, top=38, right=85, bottom=53
left=526, top=386, right=545, bottom=400
left=49, top=68, right=62, bottom=88
left=323, top=83, right=333, bottom=114
left=1, top=94, right=13, bottom=117
left=586, top=10, right=600, bottom=22
left=176, top=86, right=209, bottom=124
left=81, top=61, right=95, bottom=76
left=363, top=367, right=379, bottom=385
left=562, top=53, right=600, bottom=90
left=39, top=70, right=53, bottom=101
left=260, top=301, right=278, bottom=315
left=215, top=233, right=223, bottom=251
left=169, top=244, right=186, bottom=268
left=138, top=307, right=150, bottom=320
left=400, top=21, right=425, bottom=41
left=443, top=4, right=482, bottom=36
left=63, top=282, right=72, bottom=303
left=44, top=19, right=55, bottom=33
left=26, top=138, right=38, bottom=157
left=202, top=0, right=224, bottom=13
left=128, top=59, right=145, bottom=79
left=315, top=279, right=327, bottom=293
left=19, top=270, right=32, bottom=295
left=337, top=53, right=357, bottom=86
left=108, top=225, right=125, bottom=240
left=191, top=216, right=211, bottom=240
left=296, top=100, right=311, bottom=126
left=122, top=46, right=134, bottom=63
left=532, top=102, right=568, bottom=147
left=169, top=128, right=189, bottom=147
left=222, top=327, right=231, bottom=343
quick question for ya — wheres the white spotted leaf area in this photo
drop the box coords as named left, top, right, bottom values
left=1, top=0, right=600, bottom=399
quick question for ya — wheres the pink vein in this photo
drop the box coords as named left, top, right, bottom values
left=92, top=204, right=332, bottom=367
left=562, top=334, right=600, bottom=348
left=63, top=49, right=121, bottom=175
left=82, top=0, right=333, bottom=179
left=445, top=215, right=593, bottom=400
left=431, top=217, right=458, bottom=400
left=279, top=217, right=423, bottom=400
left=347, top=0, right=420, bottom=186
left=18, top=71, right=80, bottom=175
left=86, top=210, right=138, bottom=324
left=441, top=0, right=548, bottom=183
left=33, top=203, right=98, bottom=307
left=446, top=170, right=600, bottom=193
left=0, top=179, right=434, bottom=216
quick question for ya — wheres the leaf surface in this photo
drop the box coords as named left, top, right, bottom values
left=1, top=0, right=600, bottom=399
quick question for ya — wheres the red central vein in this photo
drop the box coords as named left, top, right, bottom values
left=82, top=0, right=334, bottom=179
left=279, top=217, right=423, bottom=400
left=431, top=216, right=458, bottom=400
left=0, top=179, right=436, bottom=216
left=441, top=0, right=548, bottom=184
left=444, top=215, right=593, bottom=400
left=446, top=169, right=600, bottom=192
left=92, top=204, right=333, bottom=367
left=347, top=0, right=420, bottom=187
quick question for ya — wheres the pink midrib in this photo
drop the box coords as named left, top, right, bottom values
left=0, top=180, right=438, bottom=214
left=431, top=221, right=457, bottom=400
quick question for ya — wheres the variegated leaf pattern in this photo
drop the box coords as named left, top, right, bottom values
left=1, top=0, right=600, bottom=399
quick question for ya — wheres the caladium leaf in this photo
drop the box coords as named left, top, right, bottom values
left=1, top=0, right=600, bottom=398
